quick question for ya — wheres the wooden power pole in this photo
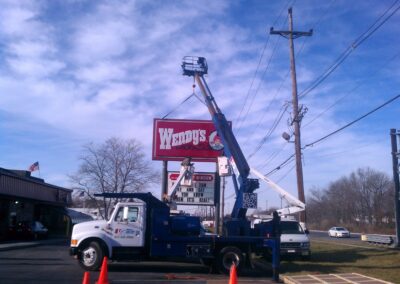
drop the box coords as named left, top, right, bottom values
left=270, top=7, right=312, bottom=224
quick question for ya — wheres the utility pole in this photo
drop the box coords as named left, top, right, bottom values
left=390, top=129, right=400, bottom=247
left=270, top=7, right=312, bottom=224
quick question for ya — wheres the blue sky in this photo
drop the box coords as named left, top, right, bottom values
left=0, top=0, right=399, bottom=213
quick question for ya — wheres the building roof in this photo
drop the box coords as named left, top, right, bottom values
left=0, top=167, right=72, bottom=206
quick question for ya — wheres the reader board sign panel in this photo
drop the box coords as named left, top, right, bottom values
left=152, top=118, right=225, bottom=162
left=168, top=172, right=216, bottom=205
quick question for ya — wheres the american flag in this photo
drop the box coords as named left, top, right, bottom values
left=28, top=161, right=39, bottom=172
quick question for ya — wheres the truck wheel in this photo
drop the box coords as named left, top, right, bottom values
left=78, top=241, right=104, bottom=271
left=217, top=247, right=243, bottom=275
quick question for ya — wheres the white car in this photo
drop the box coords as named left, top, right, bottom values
left=328, top=227, right=350, bottom=238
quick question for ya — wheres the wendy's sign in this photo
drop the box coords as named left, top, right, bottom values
left=152, top=118, right=227, bottom=162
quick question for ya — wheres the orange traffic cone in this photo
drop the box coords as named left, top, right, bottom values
left=82, top=271, right=90, bottom=284
left=228, top=263, right=238, bottom=284
left=96, top=257, right=110, bottom=284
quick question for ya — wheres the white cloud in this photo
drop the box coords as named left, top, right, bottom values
left=0, top=0, right=398, bottom=210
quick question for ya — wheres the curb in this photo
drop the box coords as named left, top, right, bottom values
left=0, top=238, right=68, bottom=251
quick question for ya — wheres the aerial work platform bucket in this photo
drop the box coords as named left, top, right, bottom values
left=182, top=56, right=208, bottom=76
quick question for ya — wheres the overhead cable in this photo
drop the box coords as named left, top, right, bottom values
left=267, top=93, right=400, bottom=175
left=303, top=52, right=400, bottom=128
left=304, top=93, right=400, bottom=147
left=236, top=0, right=291, bottom=130
left=247, top=103, right=289, bottom=160
left=298, top=0, right=400, bottom=99
left=245, top=0, right=336, bottom=158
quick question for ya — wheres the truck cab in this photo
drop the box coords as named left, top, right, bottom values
left=70, top=201, right=148, bottom=270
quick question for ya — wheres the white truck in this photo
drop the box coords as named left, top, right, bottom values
left=252, top=216, right=310, bottom=260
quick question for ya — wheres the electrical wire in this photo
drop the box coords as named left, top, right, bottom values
left=243, top=0, right=335, bottom=157
left=236, top=0, right=292, bottom=130
left=263, top=92, right=400, bottom=176
left=308, top=138, right=387, bottom=159
left=265, top=153, right=296, bottom=176
left=257, top=142, right=288, bottom=170
left=303, top=52, right=400, bottom=128
left=304, top=93, right=400, bottom=148
left=247, top=103, right=289, bottom=160
left=237, top=32, right=285, bottom=131
left=298, top=0, right=400, bottom=99
left=276, top=163, right=296, bottom=183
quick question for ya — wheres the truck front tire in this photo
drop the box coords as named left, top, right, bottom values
left=217, top=246, right=243, bottom=275
left=78, top=241, right=104, bottom=271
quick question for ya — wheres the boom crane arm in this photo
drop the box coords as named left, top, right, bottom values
left=250, top=167, right=305, bottom=215
left=182, top=56, right=259, bottom=219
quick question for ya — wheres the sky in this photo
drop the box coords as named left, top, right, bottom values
left=0, top=0, right=399, bottom=213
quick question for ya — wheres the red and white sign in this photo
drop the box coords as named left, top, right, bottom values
left=152, top=119, right=226, bottom=162
left=168, top=172, right=216, bottom=205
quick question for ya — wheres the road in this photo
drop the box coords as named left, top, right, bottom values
left=0, top=239, right=276, bottom=284
left=310, top=231, right=363, bottom=243
left=310, top=230, right=362, bottom=242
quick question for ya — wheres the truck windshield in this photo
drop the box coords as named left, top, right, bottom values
left=281, top=222, right=304, bottom=234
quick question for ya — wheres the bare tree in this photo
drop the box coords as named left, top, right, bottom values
left=70, top=137, right=160, bottom=219
left=307, top=167, right=394, bottom=233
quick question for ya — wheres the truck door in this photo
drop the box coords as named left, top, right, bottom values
left=112, top=204, right=145, bottom=247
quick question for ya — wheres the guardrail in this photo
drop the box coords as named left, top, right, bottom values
left=361, top=234, right=395, bottom=246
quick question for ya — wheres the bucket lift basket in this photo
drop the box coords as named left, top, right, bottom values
left=182, top=56, right=208, bottom=76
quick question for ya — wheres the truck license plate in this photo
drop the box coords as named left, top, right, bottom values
left=288, top=249, right=295, bottom=253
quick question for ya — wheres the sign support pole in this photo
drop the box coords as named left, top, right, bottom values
left=390, top=129, right=400, bottom=247
left=161, top=161, right=168, bottom=202
left=214, top=162, right=221, bottom=234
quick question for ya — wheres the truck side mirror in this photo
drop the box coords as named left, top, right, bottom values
left=123, top=207, right=129, bottom=222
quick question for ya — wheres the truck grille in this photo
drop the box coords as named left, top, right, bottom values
left=281, top=242, right=301, bottom=248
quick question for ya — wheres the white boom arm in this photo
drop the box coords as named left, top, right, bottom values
left=250, top=167, right=305, bottom=215
left=167, top=159, right=195, bottom=201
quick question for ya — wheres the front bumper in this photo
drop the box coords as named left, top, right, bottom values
left=70, top=247, right=78, bottom=256
left=280, top=247, right=310, bottom=256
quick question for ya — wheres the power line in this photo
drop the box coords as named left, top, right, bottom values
left=305, top=93, right=400, bottom=148
left=276, top=163, right=296, bottom=183
left=247, top=103, right=289, bottom=160
left=267, top=93, right=400, bottom=175
left=309, top=138, right=387, bottom=159
left=256, top=142, right=288, bottom=170
left=303, top=52, right=400, bottom=128
left=298, top=0, right=400, bottom=99
left=242, top=2, right=334, bottom=152
left=235, top=0, right=292, bottom=128
left=265, top=152, right=296, bottom=176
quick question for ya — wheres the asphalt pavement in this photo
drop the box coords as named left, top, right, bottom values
left=0, top=236, right=68, bottom=251
left=0, top=237, right=277, bottom=284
